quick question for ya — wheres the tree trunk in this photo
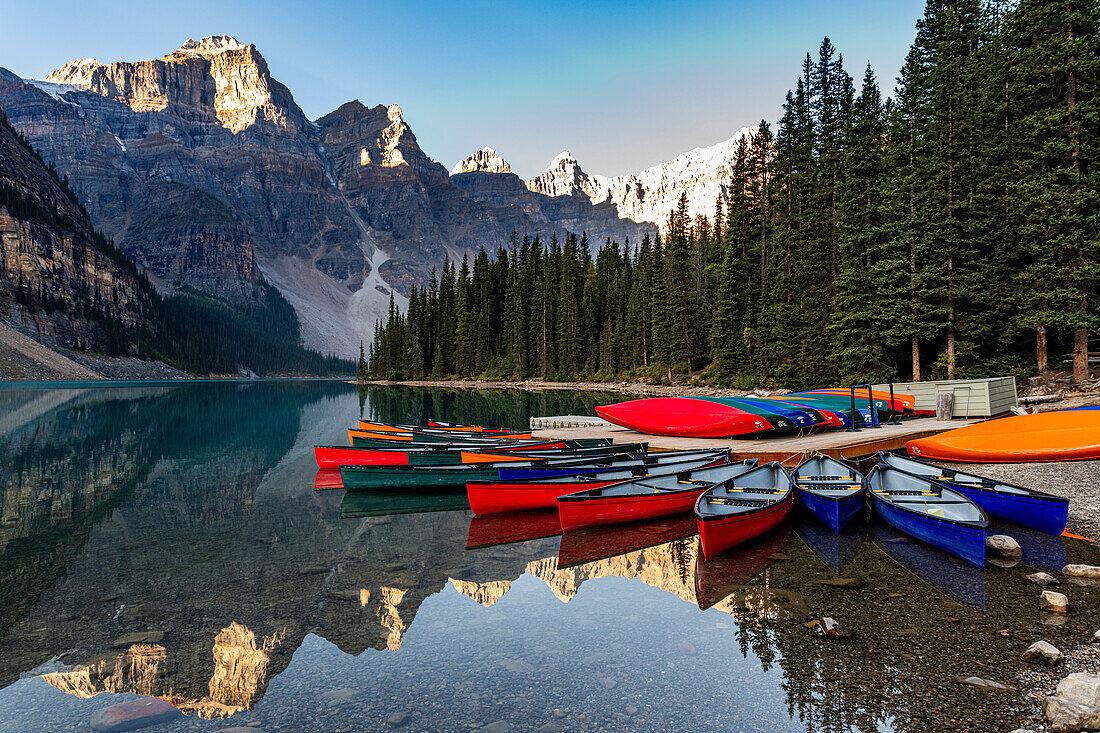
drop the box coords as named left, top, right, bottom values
left=911, top=337, right=921, bottom=382
left=1074, top=327, right=1089, bottom=384
left=1037, top=326, right=1048, bottom=373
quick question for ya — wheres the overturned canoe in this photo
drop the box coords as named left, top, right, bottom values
left=792, top=455, right=866, bottom=533
left=866, top=465, right=987, bottom=568
left=557, top=460, right=758, bottom=531
left=695, top=463, right=795, bottom=559
left=906, top=410, right=1100, bottom=463
left=595, top=397, right=799, bottom=438
left=879, top=452, right=1068, bottom=535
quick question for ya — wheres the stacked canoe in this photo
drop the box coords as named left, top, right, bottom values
left=595, top=387, right=915, bottom=438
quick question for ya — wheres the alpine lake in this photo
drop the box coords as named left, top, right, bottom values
left=1, top=380, right=1099, bottom=733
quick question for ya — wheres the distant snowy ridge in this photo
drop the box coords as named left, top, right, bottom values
left=527, top=126, right=758, bottom=228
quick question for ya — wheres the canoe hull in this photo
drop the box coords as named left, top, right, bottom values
left=906, top=410, right=1100, bottom=462
left=796, top=489, right=865, bottom=534
left=316, top=446, right=411, bottom=468
left=595, top=398, right=776, bottom=438
left=468, top=481, right=613, bottom=514
left=558, top=487, right=708, bottom=532
left=947, top=484, right=1068, bottom=535
left=870, top=493, right=986, bottom=568
left=696, top=494, right=793, bottom=559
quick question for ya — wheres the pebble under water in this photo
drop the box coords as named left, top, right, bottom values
left=1, top=381, right=1098, bottom=733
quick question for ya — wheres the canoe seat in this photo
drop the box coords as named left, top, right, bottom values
left=801, top=474, right=857, bottom=481
left=798, top=481, right=862, bottom=488
left=891, top=498, right=972, bottom=505
left=708, top=497, right=771, bottom=506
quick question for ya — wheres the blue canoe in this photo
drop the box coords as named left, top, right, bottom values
left=866, top=465, right=988, bottom=568
left=878, top=452, right=1069, bottom=535
left=792, top=455, right=866, bottom=533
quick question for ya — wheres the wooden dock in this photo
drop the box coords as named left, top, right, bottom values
left=532, top=417, right=981, bottom=467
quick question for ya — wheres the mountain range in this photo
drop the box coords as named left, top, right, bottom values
left=0, top=36, right=754, bottom=360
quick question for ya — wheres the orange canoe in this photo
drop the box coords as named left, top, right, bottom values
left=906, top=410, right=1100, bottom=463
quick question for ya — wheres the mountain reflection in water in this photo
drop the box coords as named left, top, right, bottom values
left=2, top=382, right=1100, bottom=733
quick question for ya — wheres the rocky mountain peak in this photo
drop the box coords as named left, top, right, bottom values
left=40, top=37, right=305, bottom=135
left=176, top=35, right=249, bottom=57
left=43, top=58, right=104, bottom=86
left=450, top=147, right=512, bottom=175
left=528, top=150, right=590, bottom=198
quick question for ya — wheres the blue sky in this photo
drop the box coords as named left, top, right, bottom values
left=2, top=0, right=926, bottom=177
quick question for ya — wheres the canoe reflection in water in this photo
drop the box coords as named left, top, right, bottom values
left=339, top=489, right=470, bottom=518
left=795, top=511, right=867, bottom=572
left=694, top=523, right=792, bottom=611
left=985, top=521, right=1069, bottom=573
left=871, top=521, right=987, bottom=611
left=556, top=514, right=698, bottom=569
left=465, top=509, right=564, bottom=549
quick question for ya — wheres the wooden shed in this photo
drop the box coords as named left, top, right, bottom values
left=873, top=377, right=1018, bottom=418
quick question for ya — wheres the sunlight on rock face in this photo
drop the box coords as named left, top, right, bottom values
left=449, top=578, right=513, bottom=607
left=176, top=622, right=286, bottom=719
left=42, top=644, right=166, bottom=699
left=378, top=586, right=409, bottom=651
left=359, top=588, right=370, bottom=606
left=360, top=148, right=370, bottom=166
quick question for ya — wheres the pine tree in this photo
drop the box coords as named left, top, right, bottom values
left=1008, top=0, right=1100, bottom=383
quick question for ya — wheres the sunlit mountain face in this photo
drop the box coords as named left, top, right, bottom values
left=1, top=382, right=1098, bottom=733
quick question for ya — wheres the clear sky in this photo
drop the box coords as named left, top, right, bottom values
left=2, top=0, right=926, bottom=178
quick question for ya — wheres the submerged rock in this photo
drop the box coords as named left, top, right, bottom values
left=1041, top=590, right=1070, bottom=614
left=815, top=577, right=863, bottom=589
left=959, top=676, right=1010, bottom=691
left=1023, top=640, right=1064, bottom=667
left=89, top=697, right=181, bottom=732
left=1064, top=565, right=1100, bottom=579
left=987, top=535, right=1023, bottom=559
left=1025, top=572, right=1061, bottom=587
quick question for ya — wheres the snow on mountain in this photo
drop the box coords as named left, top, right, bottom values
left=527, top=127, right=758, bottom=228
left=450, top=147, right=512, bottom=175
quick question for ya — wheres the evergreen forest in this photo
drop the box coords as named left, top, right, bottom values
left=366, top=0, right=1098, bottom=389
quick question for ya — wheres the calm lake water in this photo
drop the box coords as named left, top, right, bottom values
left=1, top=381, right=1099, bottom=733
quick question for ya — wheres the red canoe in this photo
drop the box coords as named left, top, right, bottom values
left=556, top=461, right=757, bottom=531
left=466, top=451, right=730, bottom=515
left=595, top=397, right=778, bottom=438
left=695, top=463, right=795, bottom=559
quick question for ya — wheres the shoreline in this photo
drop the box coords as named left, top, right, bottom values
left=350, top=377, right=761, bottom=398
